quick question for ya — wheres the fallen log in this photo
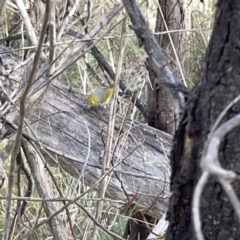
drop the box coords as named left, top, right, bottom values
left=0, top=45, right=171, bottom=219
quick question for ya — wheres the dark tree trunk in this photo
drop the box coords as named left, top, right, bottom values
left=166, top=1, right=240, bottom=239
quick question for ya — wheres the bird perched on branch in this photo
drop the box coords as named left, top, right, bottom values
left=87, top=87, right=114, bottom=107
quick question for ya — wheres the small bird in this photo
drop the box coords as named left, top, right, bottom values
left=87, top=87, right=114, bottom=106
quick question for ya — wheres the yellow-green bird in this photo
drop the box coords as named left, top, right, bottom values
left=87, top=87, right=114, bottom=107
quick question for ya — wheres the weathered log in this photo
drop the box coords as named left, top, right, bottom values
left=0, top=45, right=171, bottom=219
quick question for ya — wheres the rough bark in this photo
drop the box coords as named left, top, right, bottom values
left=154, top=0, right=184, bottom=60
left=147, top=0, right=185, bottom=135
left=166, top=1, right=240, bottom=239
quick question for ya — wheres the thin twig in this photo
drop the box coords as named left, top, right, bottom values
left=93, top=19, right=127, bottom=239
left=14, top=0, right=46, bottom=60
left=2, top=1, right=49, bottom=238
left=48, top=0, right=56, bottom=74
left=156, top=1, right=186, bottom=86
left=30, top=113, right=77, bottom=234
left=75, top=202, right=125, bottom=240
left=25, top=201, right=44, bottom=240
left=57, top=0, right=80, bottom=41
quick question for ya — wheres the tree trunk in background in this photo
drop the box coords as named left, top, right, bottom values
left=166, top=1, right=240, bottom=239
left=154, top=0, right=184, bottom=60
left=128, top=1, right=185, bottom=239
left=147, top=0, right=185, bottom=135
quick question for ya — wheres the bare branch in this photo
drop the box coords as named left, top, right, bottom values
left=75, top=202, right=125, bottom=240
left=48, top=0, right=56, bottom=74
left=122, top=0, right=187, bottom=95
left=57, top=0, right=80, bottom=41
left=93, top=19, right=127, bottom=239
left=22, top=139, right=67, bottom=239
left=51, top=1, right=124, bottom=82
left=14, top=0, right=46, bottom=60
left=2, top=2, right=50, bottom=238
left=0, top=0, right=6, bottom=16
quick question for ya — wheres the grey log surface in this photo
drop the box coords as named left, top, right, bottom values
left=0, top=46, right=171, bottom=219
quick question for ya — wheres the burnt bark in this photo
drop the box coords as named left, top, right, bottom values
left=166, top=1, right=240, bottom=239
